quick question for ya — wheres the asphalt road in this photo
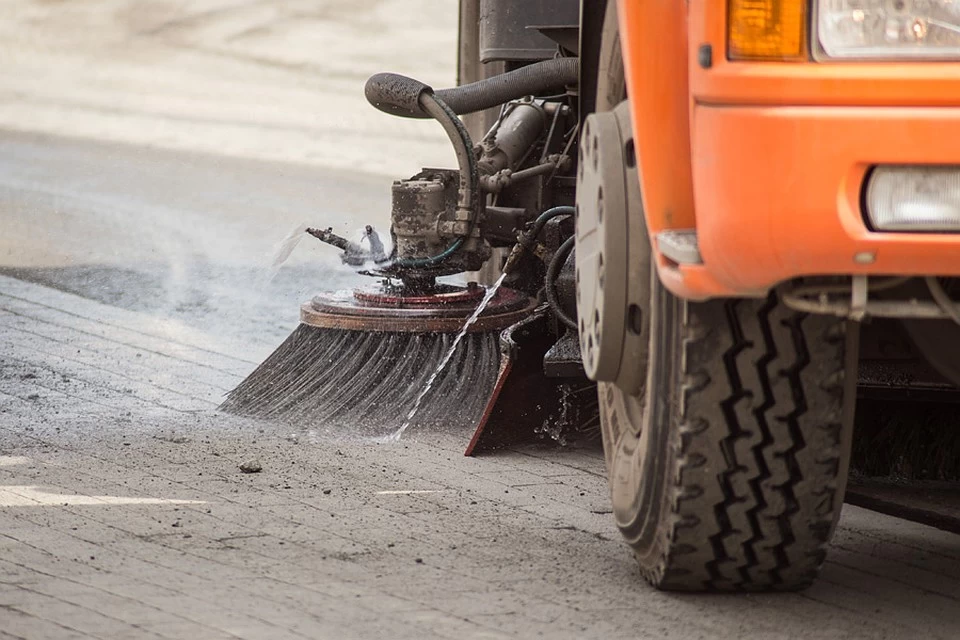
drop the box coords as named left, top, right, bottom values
left=0, top=0, right=458, bottom=177
left=0, top=0, right=458, bottom=350
left=0, top=130, right=382, bottom=351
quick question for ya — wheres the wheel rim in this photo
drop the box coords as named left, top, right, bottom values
left=602, top=269, right=680, bottom=555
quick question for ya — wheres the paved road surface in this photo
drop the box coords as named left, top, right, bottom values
left=3, top=275, right=960, bottom=640
left=2, top=0, right=960, bottom=637
left=0, top=131, right=382, bottom=350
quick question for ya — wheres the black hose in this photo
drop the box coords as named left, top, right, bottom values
left=546, top=235, right=578, bottom=332
left=365, top=58, right=579, bottom=119
left=503, top=205, right=574, bottom=276
left=528, top=205, right=574, bottom=244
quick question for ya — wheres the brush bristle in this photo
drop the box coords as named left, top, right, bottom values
left=220, top=324, right=501, bottom=439
left=853, top=400, right=960, bottom=481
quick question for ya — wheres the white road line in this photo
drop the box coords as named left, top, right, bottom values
left=0, top=485, right=206, bottom=507
left=0, top=456, right=31, bottom=466
left=375, top=490, right=447, bottom=495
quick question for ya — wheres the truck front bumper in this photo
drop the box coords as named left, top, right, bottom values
left=661, top=105, right=960, bottom=299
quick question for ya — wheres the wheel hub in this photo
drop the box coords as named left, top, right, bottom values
left=575, top=101, right=650, bottom=394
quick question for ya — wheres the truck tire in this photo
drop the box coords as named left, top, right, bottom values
left=600, top=287, right=857, bottom=590
left=588, top=3, right=860, bottom=591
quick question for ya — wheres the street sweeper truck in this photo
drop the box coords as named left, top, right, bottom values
left=223, top=0, right=960, bottom=591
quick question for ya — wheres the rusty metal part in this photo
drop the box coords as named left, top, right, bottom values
left=300, top=284, right=535, bottom=333
left=353, top=282, right=486, bottom=307
left=389, top=169, right=490, bottom=276
left=477, top=100, right=547, bottom=177
left=480, top=154, right=571, bottom=194
left=306, top=227, right=359, bottom=254
left=466, top=306, right=593, bottom=455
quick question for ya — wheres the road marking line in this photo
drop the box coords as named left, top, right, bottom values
left=0, top=456, right=31, bottom=467
left=0, top=485, right=206, bottom=507
left=375, top=490, right=446, bottom=495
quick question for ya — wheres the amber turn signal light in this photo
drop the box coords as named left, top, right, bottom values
left=728, top=0, right=806, bottom=61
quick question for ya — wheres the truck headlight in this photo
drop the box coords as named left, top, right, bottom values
left=865, top=167, right=960, bottom=232
left=816, top=0, right=960, bottom=60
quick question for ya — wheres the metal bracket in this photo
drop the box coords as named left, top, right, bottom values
left=781, top=276, right=960, bottom=322
left=850, top=275, right=868, bottom=322
left=656, top=230, right=702, bottom=265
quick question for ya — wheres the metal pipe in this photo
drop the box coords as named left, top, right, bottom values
left=781, top=290, right=957, bottom=320
left=926, top=276, right=960, bottom=326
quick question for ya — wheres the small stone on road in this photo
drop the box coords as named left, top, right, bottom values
left=239, top=460, right=262, bottom=474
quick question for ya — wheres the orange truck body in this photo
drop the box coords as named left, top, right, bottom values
left=618, top=0, right=960, bottom=300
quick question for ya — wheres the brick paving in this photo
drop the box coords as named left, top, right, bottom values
left=2, top=274, right=960, bottom=639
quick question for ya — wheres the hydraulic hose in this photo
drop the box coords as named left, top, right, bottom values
left=365, top=58, right=579, bottom=119
left=528, top=205, right=575, bottom=242
left=546, top=235, right=578, bottom=331
left=393, top=237, right=465, bottom=269
left=502, top=205, right=575, bottom=275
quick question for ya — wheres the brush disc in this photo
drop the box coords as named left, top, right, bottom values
left=220, top=324, right=504, bottom=436
left=220, top=282, right=536, bottom=440
left=300, top=283, right=535, bottom=333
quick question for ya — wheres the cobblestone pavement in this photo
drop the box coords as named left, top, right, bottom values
left=3, top=276, right=960, bottom=639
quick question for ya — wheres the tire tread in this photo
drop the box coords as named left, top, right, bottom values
left=617, top=292, right=849, bottom=591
